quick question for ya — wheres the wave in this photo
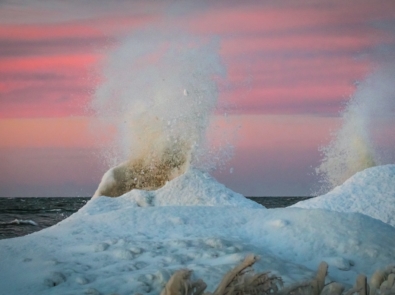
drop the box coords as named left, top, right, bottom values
left=0, top=219, right=38, bottom=226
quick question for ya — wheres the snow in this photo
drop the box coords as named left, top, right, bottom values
left=0, top=167, right=395, bottom=295
left=129, top=168, right=263, bottom=208
left=292, top=164, right=395, bottom=227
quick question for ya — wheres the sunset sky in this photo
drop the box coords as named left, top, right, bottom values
left=1, top=0, right=394, bottom=197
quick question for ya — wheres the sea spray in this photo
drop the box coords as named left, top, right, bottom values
left=316, top=65, right=395, bottom=193
left=91, top=29, right=228, bottom=195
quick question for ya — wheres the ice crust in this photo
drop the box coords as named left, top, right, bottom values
left=0, top=167, right=395, bottom=295
left=89, top=168, right=263, bottom=210
left=292, top=164, right=395, bottom=227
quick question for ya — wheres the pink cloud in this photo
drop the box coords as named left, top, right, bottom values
left=2, top=1, right=394, bottom=119
left=0, top=53, right=100, bottom=118
left=0, top=117, right=99, bottom=149
left=0, top=11, right=159, bottom=119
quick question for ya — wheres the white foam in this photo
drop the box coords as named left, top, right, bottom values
left=315, top=67, right=395, bottom=193
left=0, top=219, right=38, bottom=226
left=292, top=164, right=395, bottom=227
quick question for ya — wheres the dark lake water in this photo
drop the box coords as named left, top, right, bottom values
left=0, top=196, right=311, bottom=240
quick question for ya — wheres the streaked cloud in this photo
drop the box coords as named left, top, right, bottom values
left=2, top=0, right=395, bottom=118
left=1, top=0, right=395, bottom=196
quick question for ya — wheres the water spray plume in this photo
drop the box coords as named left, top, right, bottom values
left=316, top=65, right=395, bottom=193
left=91, top=29, right=227, bottom=197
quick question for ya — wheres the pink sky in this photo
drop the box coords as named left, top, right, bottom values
left=1, top=0, right=394, bottom=196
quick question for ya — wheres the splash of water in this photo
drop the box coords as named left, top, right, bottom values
left=316, top=65, right=395, bottom=193
left=91, top=29, right=227, bottom=195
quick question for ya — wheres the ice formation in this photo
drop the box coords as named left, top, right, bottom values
left=1, top=168, right=395, bottom=294
left=293, top=164, right=395, bottom=227
left=91, top=168, right=262, bottom=208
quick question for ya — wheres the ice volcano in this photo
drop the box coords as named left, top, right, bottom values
left=91, top=30, right=230, bottom=199
left=293, top=164, right=395, bottom=227
left=94, top=168, right=262, bottom=208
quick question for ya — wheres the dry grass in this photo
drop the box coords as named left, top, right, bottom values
left=160, top=255, right=395, bottom=295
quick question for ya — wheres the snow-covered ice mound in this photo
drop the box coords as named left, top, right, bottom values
left=86, top=169, right=263, bottom=214
left=0, top=168, right=394, bottom=295
left=292, top=165, right=395, bottom=227
left=145, top=168, right=263, bottom=208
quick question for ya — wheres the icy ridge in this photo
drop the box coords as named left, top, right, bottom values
left=292, top=164, right=395, bottom=227
left=81, top=168, right=262, bottom=216
left=151, top=168, right=262, bottom=208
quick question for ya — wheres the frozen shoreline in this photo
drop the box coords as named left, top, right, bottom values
left=0, top=167, right=394, bottom=294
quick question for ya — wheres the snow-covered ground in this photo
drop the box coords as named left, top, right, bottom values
left=0, top=168, right=394, bottom=295
left=292, top=164, right=395, bottom=227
